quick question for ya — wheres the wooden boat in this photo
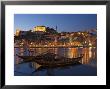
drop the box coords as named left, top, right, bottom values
left=34, top=56, right=83, bottom=67
left=16, top=52, right=83, bottom=67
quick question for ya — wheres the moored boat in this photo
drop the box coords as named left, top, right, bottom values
left=16, top=52, right=83, bottom=67
left=34, top=56, right=83, bottom=67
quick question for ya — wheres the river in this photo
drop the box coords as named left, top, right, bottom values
left=14, top=47, right=97, bottom=76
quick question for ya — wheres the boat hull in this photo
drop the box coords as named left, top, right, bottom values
left=16, top=53, right=83, bottom=67
left=34, top=57, right=82, bottom=67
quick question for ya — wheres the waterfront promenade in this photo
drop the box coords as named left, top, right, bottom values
left=14, top=45, right=93, bottom=48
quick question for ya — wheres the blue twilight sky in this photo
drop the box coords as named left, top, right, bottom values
left=14, top=14, right=97, bottom=33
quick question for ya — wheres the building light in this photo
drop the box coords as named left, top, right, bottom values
left=89, top=43, right=92, bottom=46
left=33, top=26, right=46, bottom=32
left=21, top=43, right=23, bottom=45
left=31, top=42, right=33, bottom=45
left=78, top=32, right=81, bottom=35
left=15, top=29, right=20, bottom=36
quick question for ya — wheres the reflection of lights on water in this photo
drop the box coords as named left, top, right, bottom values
left=89, top=47, right=92, bottom=58
left=82, top=47, right=96, bottom=64
left=80, top=47, right=83, bottom=48
left=54, top=48, right=58, bottom=54
left=82, top=48, right=89, bottom=64
left=38, top=48, right=42, bottom=54
left=67, top=48, right=78, bottom=58
left=67, top=48, right=73, bottom=58
left=15, top=47, right=96, bottom=65
left=93, top=52, right=96, bottom=59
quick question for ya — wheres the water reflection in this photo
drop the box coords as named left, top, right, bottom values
left=14, top=47, right=97, bottom=76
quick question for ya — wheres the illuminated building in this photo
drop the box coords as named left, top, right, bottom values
left=33, top=26, right=46, bottom=32
left=15, top=29, right=20, bottom=36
